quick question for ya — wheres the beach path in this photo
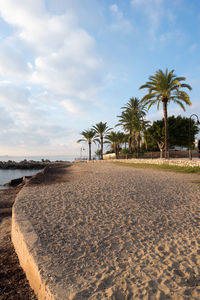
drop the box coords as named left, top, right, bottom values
left=12, top=162, right=200, bottom=299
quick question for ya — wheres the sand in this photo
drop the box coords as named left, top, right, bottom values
left=12, top=162, right=200, bottom=299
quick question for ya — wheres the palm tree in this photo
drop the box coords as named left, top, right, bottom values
left=95, top=149, right=102, bottom=160
left=92, top=122, right=112, bottom=160
left=139, top=69, right=192, bottom=158
left=117, top=109, right=136, bottom=152
left=134, top=118, right=150, bottom=153
left=77, top=129, right=97, bottom=160
left=117, top=98, right=147, bottom=153
left=121, top=97, right=146, bottom=118
left=105, top=131, right=124, bottom=158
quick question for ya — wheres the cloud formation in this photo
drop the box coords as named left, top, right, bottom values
left=130, top=0, right=177, bottom=43
left=0, top=0, right=198, bottom=156
left=0, top=0, right=104, bottom=155
left=109, top=3, right=133, bottom=32
left=0, top=0, right=103, bottom=101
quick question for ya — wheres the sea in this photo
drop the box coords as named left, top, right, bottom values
left=0, top=155, right=75, bottom=190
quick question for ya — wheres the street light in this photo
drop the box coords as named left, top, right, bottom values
left=189, top=114, right=200, bottom=160
left=80, top=147, right=85, bottom=159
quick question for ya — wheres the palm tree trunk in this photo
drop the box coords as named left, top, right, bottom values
left=114, top=146, right=118, bottom=159
left=89, top=142, right=92, bottom=160
left=138, top=133, right=141, bottom=150
left=163, top=101, right=168, bottom=159
left=128, top=131, right=132, bottom=153
left=101, top=136, right=103, bottom=160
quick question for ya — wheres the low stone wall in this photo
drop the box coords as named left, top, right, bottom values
left=113, top=158, right=200, bottom=167
left=103, top=153, right=116, bottom=160
left=91, top=158, right=200, bottom=167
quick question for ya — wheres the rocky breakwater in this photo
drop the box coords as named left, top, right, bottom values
left=0, top=159, right=52, bottom=170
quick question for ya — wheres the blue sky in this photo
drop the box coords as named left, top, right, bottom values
left=0, top=0, right=199, bottom=157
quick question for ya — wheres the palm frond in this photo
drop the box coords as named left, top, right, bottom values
left=173, top=100, right=186, bottom=111
left=77, top=138, right=85, bottom=143
left=139, top=68, right=192, bottom=113
left=180, top=83, right=192, bottom=90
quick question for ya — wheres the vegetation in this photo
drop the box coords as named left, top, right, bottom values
left=95, top=149, right=102, bottom=160
left=144, top=115, right=199, bottom=154
left=143, top=119, right=165, bottom=156
left=117, top=98, right=149, bottom=154
left=77, top=68, right=198, bottom=160
left=92, top=122, right=112, bottom=160
left=105, top=131, right=125, bottom=158
left=77, top=129, right=97, bottom=160
left=140, top=69, right=192, bottom=158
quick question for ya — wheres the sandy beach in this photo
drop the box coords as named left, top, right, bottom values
left=11, top=161, right=200, bottom=299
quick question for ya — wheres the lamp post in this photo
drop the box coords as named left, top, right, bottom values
left=189, top=114, right=200, bottom=160
left=80, top=147, right=85, bottom=160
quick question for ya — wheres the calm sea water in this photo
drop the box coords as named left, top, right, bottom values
left=0, top=155, right=75, bottom=190
left=0, top=169, right=42, bottom=189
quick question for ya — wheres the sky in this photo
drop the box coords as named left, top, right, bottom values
left=0, top=0, right=200, bottom=157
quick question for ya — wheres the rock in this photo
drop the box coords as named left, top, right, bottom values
left=5, top=175, right=33, bottom=187
left=8, top=177, right=24, bottom=186
left=0, top=160, right=52, bottom=169
left=0, top=207, right=12, bottom=216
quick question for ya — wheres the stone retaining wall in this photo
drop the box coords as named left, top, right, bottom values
left=116, top=158, right=200, bottom=167
left=91, top=158, right=200, bottom=167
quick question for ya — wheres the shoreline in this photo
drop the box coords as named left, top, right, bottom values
left=0, top=161, right=72, bottom=189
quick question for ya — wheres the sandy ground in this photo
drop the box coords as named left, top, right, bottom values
left=13, top=162, right=200, bottom=299
left=0, top=187, right=36, bottom=299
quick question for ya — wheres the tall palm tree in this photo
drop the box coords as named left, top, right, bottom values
left=117, top=98, right=147, bottom=153
left=139, top=69, right=192, bottom=158
left=92, top=122, right=112, bottom=160
left=77, top=129, right=97, bottom=160
left=134, top=118, right=150, bottom=152
left=121, top=97, right=146, bottom=118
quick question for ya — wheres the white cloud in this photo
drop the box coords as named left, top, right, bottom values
left=110, top=4, right=119, bottom=13
left=0, top=38, right=32, bottom=81
left=159, top=30, right=185, bottom=46
left=0, top=83, right=81, bottom=155
left=131, top=0, right=164, bottom=27
left=61, top=100, right=81, bottom=113
left=31, top=29, right=102, bottom=98
left=0, top=0, right=106, bottom=156
left=0, top=0, right=103, bottom=107
left=0, top=82, right=31, bottom=107
left=109, top=3, right=133, bottom=33
left=0, top=106, right=15, bottom=129
left=130, top=0, right=177, bottom=42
